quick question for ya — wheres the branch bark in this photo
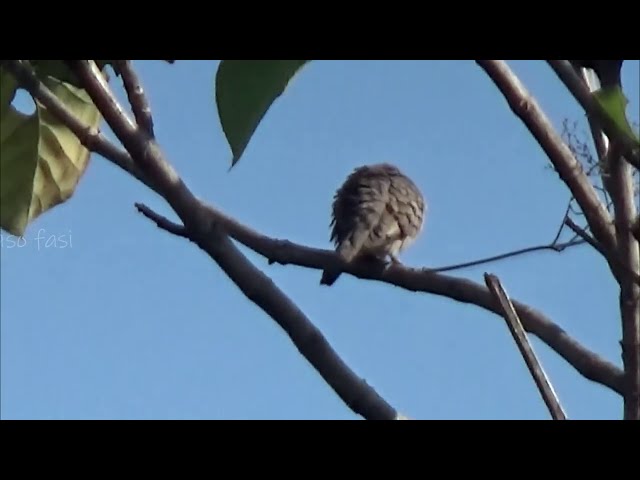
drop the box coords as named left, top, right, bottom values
left=608, top=153, right=640, bottom=419
left=565, top=218, right=640, bottom=286
left=485, top=274, right=567, bottom=420
left=28, top=60, right=406, bottom=420
left=136, top=201, right=625, bottom=395
left=115, top=60, right=155, bottom=137
left=476, top=60, right=618, bottom=258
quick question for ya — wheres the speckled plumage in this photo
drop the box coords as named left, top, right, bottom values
left=320, top=163, right=426, bottom=286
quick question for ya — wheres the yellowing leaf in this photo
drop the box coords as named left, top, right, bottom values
left=0, top=68, right=101, bottom=236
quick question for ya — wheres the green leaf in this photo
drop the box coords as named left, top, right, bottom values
left=215, top=60, right=310, bottom=166
left=594, top=86, right=640, bottom=145
left=0, top=69, right=102, bottom=236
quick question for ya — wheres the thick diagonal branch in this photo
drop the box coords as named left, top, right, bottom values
left=609, top=153, right=640, bottom=420
left=476, top=60, right=617, bottom=257
left=60, top=60, right=407, bottom=420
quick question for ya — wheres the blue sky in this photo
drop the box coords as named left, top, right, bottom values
left=1, top=60, right=638, bottom=420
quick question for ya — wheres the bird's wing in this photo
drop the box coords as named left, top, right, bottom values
left=332, top=176, right=390, bottom=262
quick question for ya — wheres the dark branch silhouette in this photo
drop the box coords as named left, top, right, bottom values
left=476, top=60, right=618, bottom=257
left=485, top=274, right=567, bottom=420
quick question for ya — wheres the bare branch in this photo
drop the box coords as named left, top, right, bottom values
left=485, top=274, right=567, bottom=420
left=431, top=239, right=585, bottom=273
left=476, top=60, right=618, bottom=256
left=434, top=198, right=586, bottom=274
left=547, top=60, right=640, bottom=171
left=67, top=60, right=191, bottom=212
left=58, top=61, right=410, bottom=420
left=134, top=203, right=189, bottom=238
left=135, top=203, right=407, bottom=420
left=565, top=217, right=606, bottom=254
left=577, top=66, right=610, bottom=163
left=608, top=152, right=640, bottom=419
left=565, top=218, right=640, bottom=286
left=114, top=60, right=155, bottom=137
left=552, top=200, right=574, bottom=245
left=143, top=202, right=624, bottom=395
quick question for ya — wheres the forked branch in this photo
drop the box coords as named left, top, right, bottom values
left=7, top=59, right=406, bottom=421
left=476, top=60, right=618, bottom=257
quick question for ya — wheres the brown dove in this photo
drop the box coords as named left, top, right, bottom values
left=320, top=163, right=426, bottom=286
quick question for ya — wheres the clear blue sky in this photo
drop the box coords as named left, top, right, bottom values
left=1, top=60, right=638, bottom=420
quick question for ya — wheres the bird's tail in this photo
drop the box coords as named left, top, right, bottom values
left=320, top=268, right=342, bottom=286
left=320, top=240, right=361, bottom=286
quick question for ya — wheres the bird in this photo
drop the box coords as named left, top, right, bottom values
left=320, top=163, right=426, bottom=286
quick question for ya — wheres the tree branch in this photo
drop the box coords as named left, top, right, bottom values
left=1, top=60, right=145, bottom=185
left=485, top=274, right=567, bottom=420
left=134, top=202, right=406, bottom=419
left=114, top=60, right=155, bottom=137
left=58, top=60, right=409, bottom=420
left=476, top=60, right=618, bottom=257
left=135, top=200, right=625, bottom=395
left=547, top=60, right=640, bottom=171
left=430, top=239, right=584, bottom=273
left=608, top=152, right=640, bottom=420
left=576, top=65, right=609, bottom=163
left=565, top=217, right=640, bottom=286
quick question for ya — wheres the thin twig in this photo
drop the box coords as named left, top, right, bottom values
left=476, top=60, right=618, bottom=257
left=430, top=238, right=585, bottom=273
left=431, top=196, right=586, bottom=275
left=577, top=66, right=610, bottom=163
left=564, top=218, right=606, bottom=256
left=565, top=217, right=640, bottom=286
left=115, top=60, right=155, bottom=137
left=135, top=203, right=189, bottom=238
left=552, top=200, right=574, bottom=245
left=547, top=60, right=640, bottom=171
left=484, top=274, right=567, bottom=420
